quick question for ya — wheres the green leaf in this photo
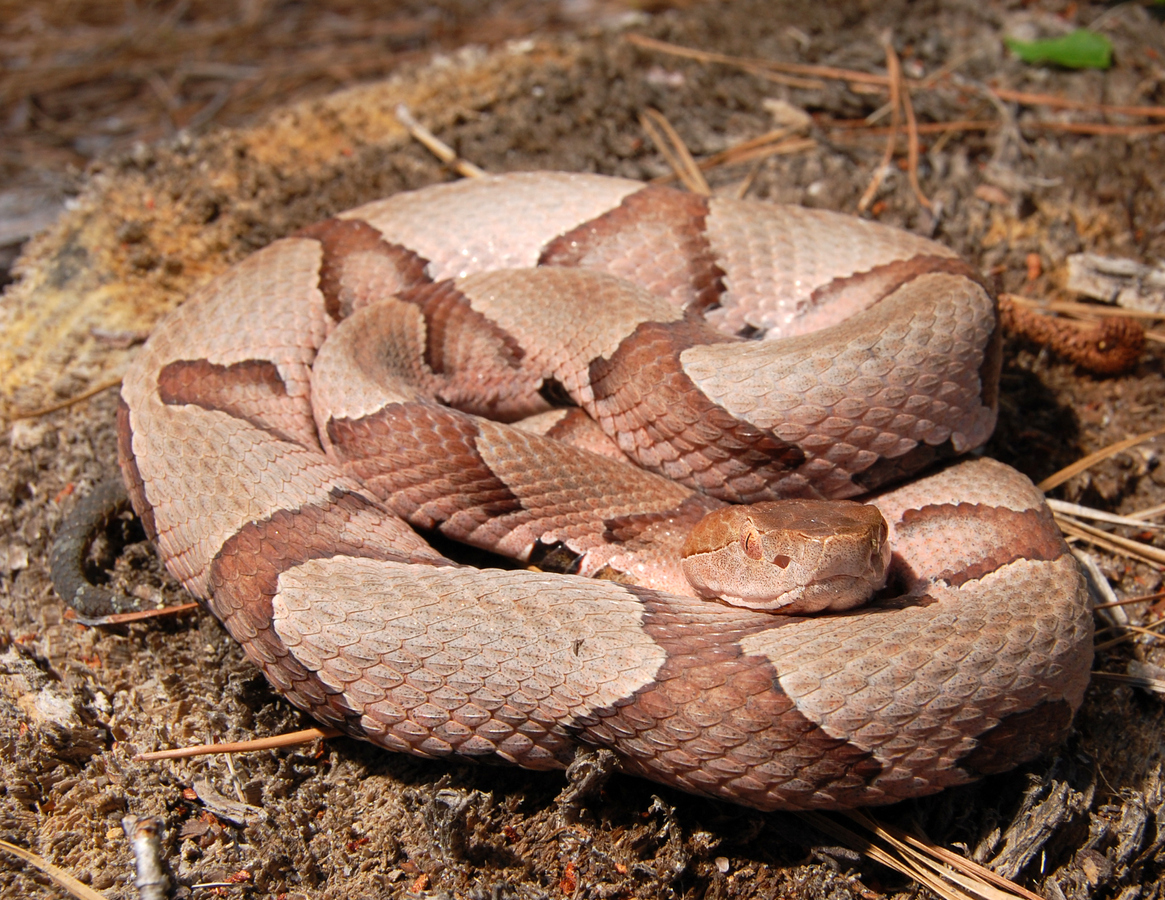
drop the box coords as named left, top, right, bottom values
left=1004, top=29, right=1113, bottom=69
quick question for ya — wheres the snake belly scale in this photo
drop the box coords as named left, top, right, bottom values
left=115, top=172, right=1092, bottom=811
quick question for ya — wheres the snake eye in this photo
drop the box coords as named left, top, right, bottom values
left=741, top=525, right=764, bottom=560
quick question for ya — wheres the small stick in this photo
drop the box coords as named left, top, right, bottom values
left=137, top=726, right=340, bottom=760
left=394, top=104, right=487, bottom=179
left=122, top=816, right=169, bottom=900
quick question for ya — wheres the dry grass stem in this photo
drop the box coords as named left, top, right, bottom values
left=137, top=727, right=340, bottom=761
left=639, top=108, right=711, bottom=195
left=626, top=33, right=1165, bottom=184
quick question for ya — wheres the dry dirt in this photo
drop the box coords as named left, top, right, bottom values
left=2, top=1, right=1165, bottom=899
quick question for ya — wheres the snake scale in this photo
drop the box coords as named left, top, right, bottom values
left=111, top=171, right=1091, bottom=811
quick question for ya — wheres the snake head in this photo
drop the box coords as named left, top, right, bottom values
left=680, top=500, right=890, bottom=613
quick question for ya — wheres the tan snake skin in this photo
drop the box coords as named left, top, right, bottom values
left=117, top=172, right=1092, bottom=810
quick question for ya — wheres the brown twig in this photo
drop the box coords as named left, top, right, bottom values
left=998, top=295, right=1146, bottom=375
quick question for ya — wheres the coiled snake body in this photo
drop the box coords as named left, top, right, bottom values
left=112, top=172, right=1091, bottom=810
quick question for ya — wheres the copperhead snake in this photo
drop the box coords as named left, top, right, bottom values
left=98, top=172, right=1092, bottom=811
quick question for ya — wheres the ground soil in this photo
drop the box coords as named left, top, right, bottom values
left=2, top=1, right=1165, bottom=899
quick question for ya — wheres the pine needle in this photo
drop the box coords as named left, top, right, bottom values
left=137, top=726, right=340, bottom=760
left=394, top=103, right=487, bottom=179
left=0, top=838, right=110, bottom=900
left=639, top=108, right=711, bottom=195
left=1037, top=426, right=1165, bottom=492
left=798, top=810, right=1043, bottom=900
